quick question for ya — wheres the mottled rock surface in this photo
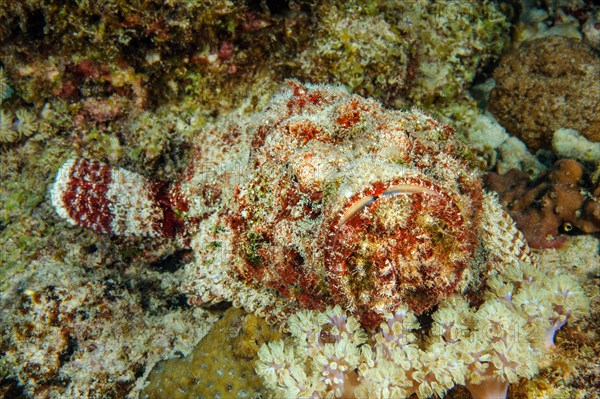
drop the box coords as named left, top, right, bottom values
left=489, top=36, right=600, bottom=151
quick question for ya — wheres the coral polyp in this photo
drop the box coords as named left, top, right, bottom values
left=51, top=81, right=534, bottom=329
left=255, top=260, right=589, bottom=399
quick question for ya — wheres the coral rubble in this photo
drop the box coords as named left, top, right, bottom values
left=552, top=128, right=600, bottom=163
left=256, top=260, right=588, bottom=399
left=488, top=36, right=600, bottom=152
left=485, top=159, right=600, bottom=249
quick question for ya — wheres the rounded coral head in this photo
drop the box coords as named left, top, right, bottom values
left=227, top=81, right=484, bottom=328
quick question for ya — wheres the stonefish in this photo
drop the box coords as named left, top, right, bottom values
left=51, top=81, right=534, bottom=329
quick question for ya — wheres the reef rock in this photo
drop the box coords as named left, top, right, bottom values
left=488, top=36, right=600, bottom=152
left=50, top=81, right=534, bottom=329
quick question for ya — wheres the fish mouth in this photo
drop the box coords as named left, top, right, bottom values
left=337, top=183, right=439, bottom=226
left=323, top=177, right=478, bottom=325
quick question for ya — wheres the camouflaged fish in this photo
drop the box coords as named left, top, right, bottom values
left=51, top=81, right=534, bottom=328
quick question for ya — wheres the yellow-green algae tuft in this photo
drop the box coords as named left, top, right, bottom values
left=295, top=0, right=509, bottom=109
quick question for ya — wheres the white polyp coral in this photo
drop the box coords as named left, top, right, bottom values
left=542, top=275, right=589, bottom=348
left=462, top=262, right=588, bottom=398
left=375, top=307, right=419, bottom=354
left=462, top=300, right=539, bottom=399
left=430, top=296, right=471, bottom=343
left=255, top=261, right=589, bottom=399
left=257, top=305, right=366, bottom=398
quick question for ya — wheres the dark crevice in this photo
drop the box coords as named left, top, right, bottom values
left=25, top=9, right=46, bottom=40
left=58, top=334, right=78, bottom=364
left=149, top=249, right=193, bottom=273
left=0, top=377, right=25, bottom=399
left=247, top=0, right=290, bottom=16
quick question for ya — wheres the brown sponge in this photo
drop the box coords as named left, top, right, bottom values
left=485, top=159, right=600, bottom=248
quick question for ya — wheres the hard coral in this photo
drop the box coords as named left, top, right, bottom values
left=256, top=261, right=589, bottom=399
left=141, top=307, right=280, bottom=399
left=488, top=36, right=600, bottom=151
left=485, top=159, right=600, bottom=249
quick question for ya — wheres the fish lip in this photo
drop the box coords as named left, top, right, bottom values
left=337, top=182, right=440, bottom=226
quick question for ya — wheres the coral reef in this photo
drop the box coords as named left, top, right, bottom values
left=0, top=0, right=303, bottom=150
left=51, top=82, right=534, bottom=331
left=485, top=159, right=600, bottom=249
left=0, top=0, right=298, bottom=109
left=0, top=256, right=218, bottom=398
left=0, top=0, right=510, bottom=120
left=488, top=36, right=600, bottom=152
left=141, top=307, right=280, bottom=399
left=2, top=1, right=599, bottom=398
left=296, top=0, right=509, bottom=108
left=256, top=260, right=589, bottom=399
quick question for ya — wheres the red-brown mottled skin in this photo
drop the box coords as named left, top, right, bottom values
left=335, top=99, right=367, bottom=128
left=288, top=121, right=324, bottom=143
left=323, top=178, right=479, bottom=327
left=61, top=158, right=114, bottom=234
left=151, top=181, right=185, bottom=238
left=214, top=81, right=486, bottom=329
left=286, top=81, right=324, bottom=111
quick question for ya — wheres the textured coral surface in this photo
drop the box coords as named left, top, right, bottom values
left=0, top=256, right=217, bottom=398
left=296, top=0, right=508, bottom=108
left=489, top=36, right=600, bottom=151
left=486, top=159, right=600, bottom=249
left=141, top=307, right=280, bottom=399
